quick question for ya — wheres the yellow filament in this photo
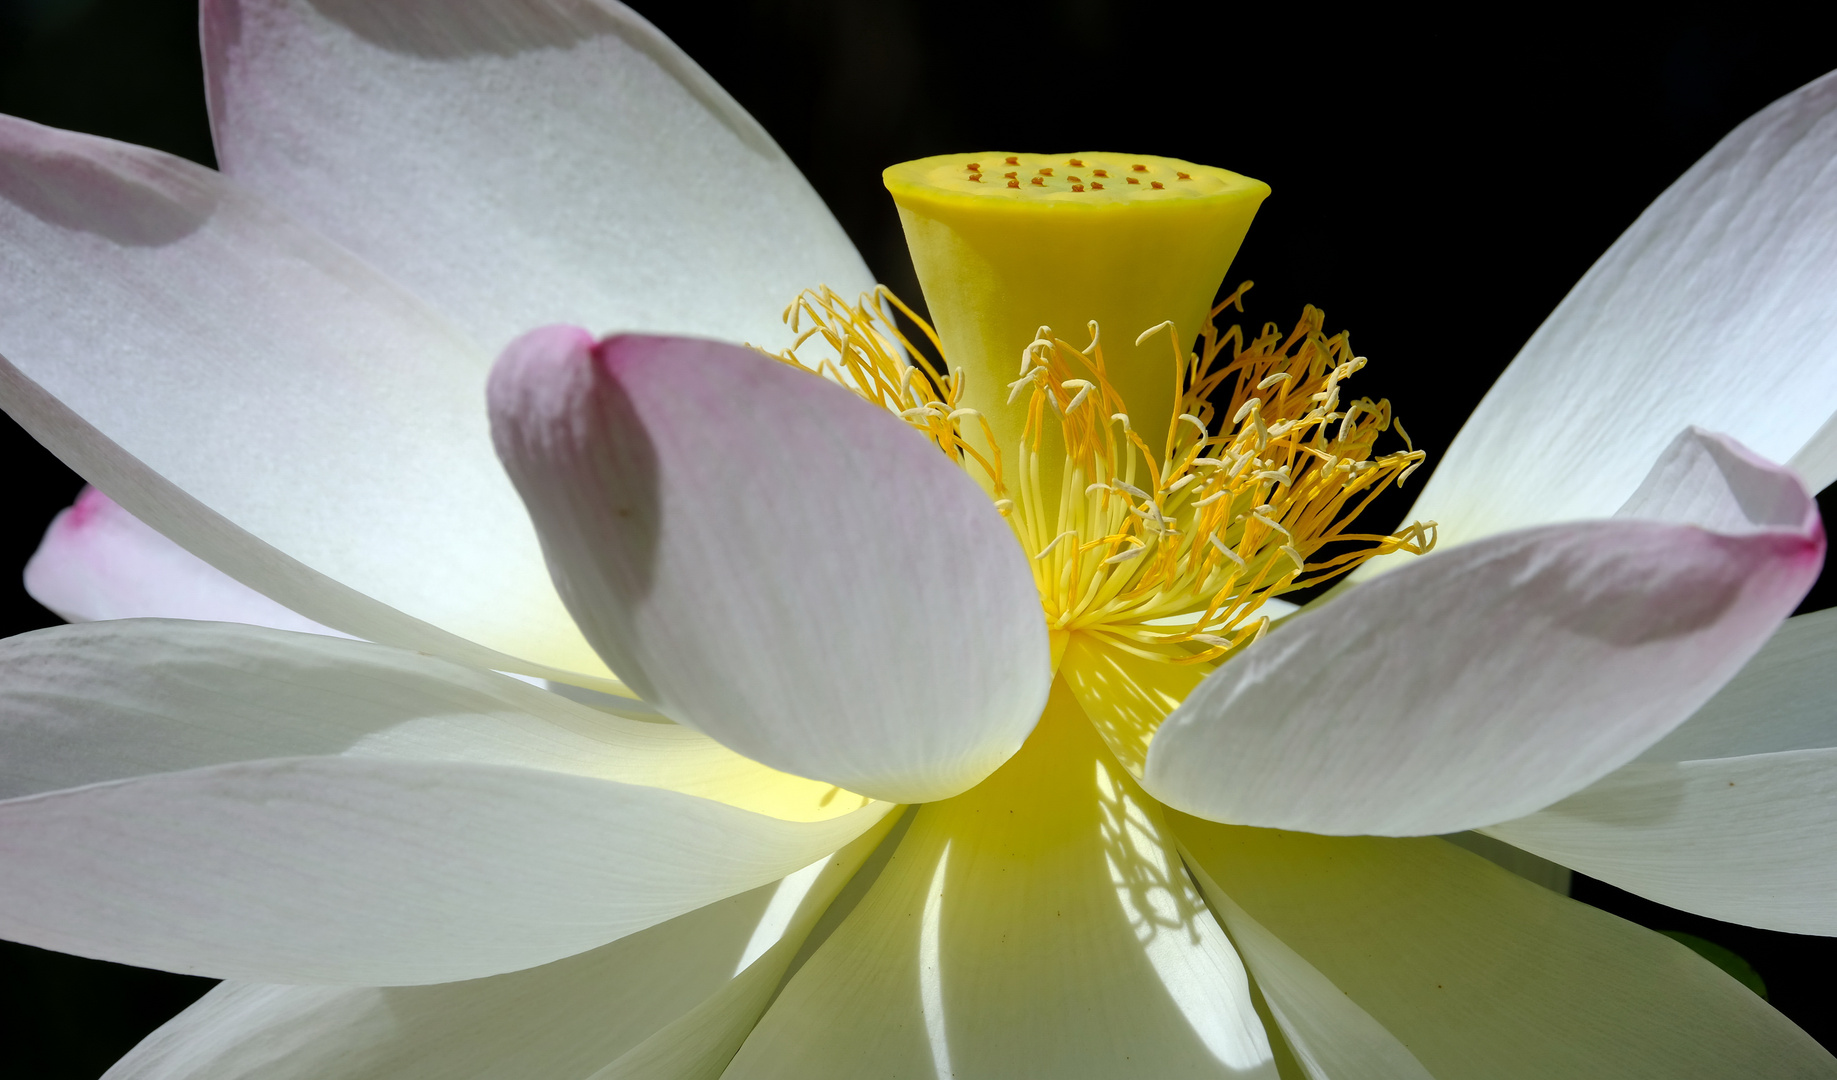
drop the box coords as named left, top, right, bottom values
left=774, top=283, right=1436, bottom=666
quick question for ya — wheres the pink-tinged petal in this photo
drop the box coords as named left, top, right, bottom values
left=1144, top=430, right=1822, bottom=836
left=25, top=486, right=339, bottom=634
left=1368, top=71, right=1837, bottom=564
left=488, top=329, right=1050, bottom=804
left=202, top=0, right=871, bottom=356
left=0, top=115, right=618, bottom=690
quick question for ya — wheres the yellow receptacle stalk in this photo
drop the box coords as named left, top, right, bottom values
left=884, top=151, right=1269, bottom=493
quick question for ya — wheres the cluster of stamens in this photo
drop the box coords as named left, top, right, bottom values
left=775, top=284, right=1435, bottom=665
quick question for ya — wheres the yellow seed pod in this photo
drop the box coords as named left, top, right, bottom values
left=883, top=152, right=1269, bottom=486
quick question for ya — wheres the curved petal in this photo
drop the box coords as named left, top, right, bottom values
left=0, top=622, right=888, bottom=984
left=0, top=755, right=886, bottom=985
left=1484, top=609, right=1837, bottom=933
left=107, top=886, right=787, bottom=1080
left=488, top=329, right=1050, bottom=804
left=724, top=683, right=1276, bottom=1080
left=202, top=0, right=872, bottom=355
left=1145, top=430, right=1822, bottom=836
left=1638, top=606, right=1837, bottom=763
left=1193, top=883, right=1434, bottom=1080
left=25, top=486, right=338, bottom=633
left=1174, top=818, right=1836, bottom=1079
left=105, top=817, right=898, bottom=1080
left=0, top=619, right=863, bottom=822
left=1376, top=70, right=1837, bottom=559
left=0, top=114, right=616, bottom=688
left=1486, top=751, right=1837, bottom=935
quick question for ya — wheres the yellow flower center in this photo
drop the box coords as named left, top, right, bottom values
left=771, top=152, right=1433, bottom=671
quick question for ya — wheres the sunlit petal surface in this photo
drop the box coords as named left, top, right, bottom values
left=726, top=683, right=1276, bottom=1079
left=203, top=0, right=872, bottom=354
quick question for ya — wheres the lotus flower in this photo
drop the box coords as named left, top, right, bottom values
left=3, top=2, right=1837, bottom=1077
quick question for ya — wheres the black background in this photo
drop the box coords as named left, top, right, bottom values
left=2, top=0, right=1835, bottom=1074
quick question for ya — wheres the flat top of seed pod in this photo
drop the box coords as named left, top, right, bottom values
left=883, top=152, right=1267, bottom=211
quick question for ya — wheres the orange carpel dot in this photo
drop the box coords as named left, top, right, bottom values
left=1176, top=171, right=1191, bottom=180
left=968, top=174, right=983, bottom=182
left=967, top=162, right=981, bottom=171
left=1038, top=168, right=1054, bottom=176
left=1071, top=183, right=1085, bottom=192
left=1004, top=171, right=1018, bottom=179
left=1091, top=181, right=1104, bottom=190
left=1132, top=163, right=1148, bottom=172
left=1068, top=158, right=1085, bottom=167
left=1005, top=156, right=1019, bottom=165
left=1126, top=176, right=1140, bottom=184
left=1007, top=179, right=1021, bottom=188
left=1151, top=181, right=1164, bottom=189
left=1031, top=176, right=1045, bottom=186
left=1068, top=175, right=1083, bottom=183
left=1093, top=168, right=1108, bottom=177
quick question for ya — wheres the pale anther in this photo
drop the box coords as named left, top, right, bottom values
left=1209, top=535, right=1246, bottom=568
left=1134, top=321, right=1176, bottom=347
left=1034, top=531, right=1078, bottom=560
left=1104, top=544, right=1149, bottom=566
left=1252, top=511, right=1290, bottom=538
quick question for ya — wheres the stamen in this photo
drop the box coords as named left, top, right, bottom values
left=771, top=281, right=1434, bottom=666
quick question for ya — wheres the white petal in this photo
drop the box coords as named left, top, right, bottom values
left=0, top=618, right=864, bottom=822
left=25, top=486, right=339, bottom=633
left=0, top=755, right=886, bottom=985
left=0, top=622, right=887, bottom=984
left=106, top=817, right=899, bottom=1080
left=1191, top=881, right=1434, bottom=1080
left=1145, top=430, right=1823, bottom=836
left=1487, top=751, right=1837, bottom=935
left=202, top=0, right=872, bottom=354
left=589, top=816, right=902, bottom=1080
left=488, top=329, right=1050, bottom=804
left=1379, top=71, right=1837, bottom=557
left=724, top=684, right=1277, bottom=1080
left=1175, top=817, right=1836, bottom=1079
left=1486, top=609, right=1837, bottom=933
left=1639, top=606, right=1837, bottom=763
left=0, top=115, right=615, bottom=688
